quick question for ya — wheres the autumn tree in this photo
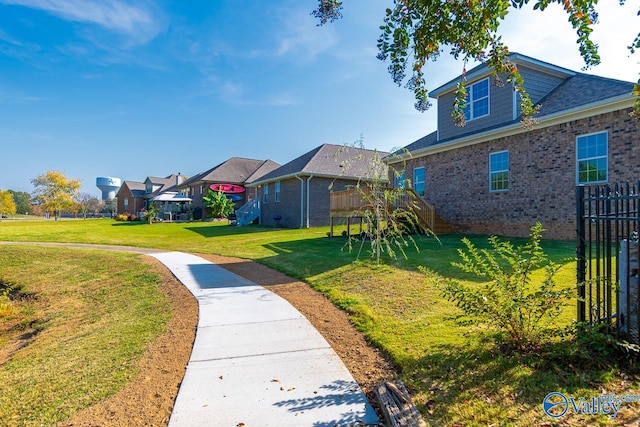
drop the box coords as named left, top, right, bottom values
left=0, top=190, right=17, bottom=218
left=313, top=0, right=640, bottom=125
left=31, top=171, right=81, bottom=220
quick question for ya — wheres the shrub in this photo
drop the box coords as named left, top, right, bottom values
left=202, top=189, right=235, bottom=219
left=142, top=204, right=159, bottom=224
left=114, top=213, right=129, bottom=222
left=421, top=222, right=574, bottom=353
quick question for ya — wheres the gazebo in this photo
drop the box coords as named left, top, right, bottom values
left=150, top=192, right=192, bottom=221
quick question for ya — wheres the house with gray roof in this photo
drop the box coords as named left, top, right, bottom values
left=387, top=53, right=640, bottom=239
left=115, top=180, right=146, bottom=215
left=178, top=157, right=280, bottom=220
left=116, top=173, right=189, bottom=219
left=246, top=144, right=388, bottom=228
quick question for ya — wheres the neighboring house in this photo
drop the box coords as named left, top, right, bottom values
left=115, top=173, right=188, bottom=218
left=387, top=53, right=640, bottom=240
left=247, top=144, right=388, bottom=228
left=178, top=157, right=280, bottom=220
left=115, top=181, right=146, bottom=215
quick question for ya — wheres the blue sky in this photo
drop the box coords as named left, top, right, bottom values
left=0, top=0, right=638, bottom=196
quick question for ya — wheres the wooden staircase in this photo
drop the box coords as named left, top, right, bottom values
left=433, top=213, right=455, bottom=235
left=329, top=187, right=455, bottom=235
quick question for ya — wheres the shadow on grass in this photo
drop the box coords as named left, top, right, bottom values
left=402, top=338, right=639, bottom=423
left=184, top=223, right=285, bottom=238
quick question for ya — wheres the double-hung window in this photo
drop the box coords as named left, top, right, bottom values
left=489, top=151, right=509, bottom=192
left=577, top=132, right=608, bottom=184
left=263, top=184, right=269, bottom=203
left=274, top=182, right=280, bottom=202
left=464, top=78, right=490, bottom=121
left=413, top=167, right=425, bottom=197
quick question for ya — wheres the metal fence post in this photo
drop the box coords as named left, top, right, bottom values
left=576, top=185, right=586, bottom=323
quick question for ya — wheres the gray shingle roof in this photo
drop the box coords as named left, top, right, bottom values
left=402, top=131, right=438, bottom=153
left=536, top=73, right=634, bottom=116
left=250, top=144, right=389, bottom=185
left=116, top=181, right=145, bottom=198
left=180, top=158, right=278, bottom=187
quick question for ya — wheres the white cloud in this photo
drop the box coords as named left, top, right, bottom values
left=0, top=0, right=166, bottom=45
left=273, top=8, right=338, bottom=61
left=499, top=2, right=639, bottom=81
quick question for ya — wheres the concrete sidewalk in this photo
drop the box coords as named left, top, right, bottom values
left=151, top=251, right=379, bottom=427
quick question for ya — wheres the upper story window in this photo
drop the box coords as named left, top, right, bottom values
left=263, top=184, right=269, bottom=203
left=464, top=78, right=490, bottom=121
left=577, top=131, right=608, bottom=184
left=489, top=151, right=509, bottom=192
left=413, top=167, right=425, bottom=197
left=274, top=182, right=280, bottom=202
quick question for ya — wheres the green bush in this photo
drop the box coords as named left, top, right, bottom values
left=202, top=189, right=235, bottom=219
left=421, top=222, right=574, bottom=353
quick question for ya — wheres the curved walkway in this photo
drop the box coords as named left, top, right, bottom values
left=1, top=242, right=378, bottom=426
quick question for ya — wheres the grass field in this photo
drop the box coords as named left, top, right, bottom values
left=0, top=218, right=638, bottom=425
left=0, top=245, right=169, bottom=426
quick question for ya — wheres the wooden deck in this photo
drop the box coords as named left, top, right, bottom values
left=329, top=187, right=438, bottom=236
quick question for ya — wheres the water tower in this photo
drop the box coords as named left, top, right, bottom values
left=96, top=177, right=122, bottom=201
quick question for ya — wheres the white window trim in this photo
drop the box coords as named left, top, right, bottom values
left=263, top=184, right=269, bottom=203
left=489, top=150, right=509, bottom=192
left=576, top=131, right=608, bottom=185
left=274, top=181, right=280, bottom=202
left=464, top=78, right=490, bottom=121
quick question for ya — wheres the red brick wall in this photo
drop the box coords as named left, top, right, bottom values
left=399, top=108, right=640, bottom=240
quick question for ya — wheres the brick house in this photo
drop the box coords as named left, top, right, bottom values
left=115, top=180, right=146, bottom=215
left=115, top=174, right=187, bottom=218
left=387, top=53, right=640, bottom=240
left=178, top=157, right=279, bottom=220
left=247, top=144, right=388, bottom=228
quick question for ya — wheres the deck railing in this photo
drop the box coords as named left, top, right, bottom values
left=330, top=187, right=435, bottom=232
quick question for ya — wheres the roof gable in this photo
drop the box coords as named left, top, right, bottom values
left=250, top=144, right=389, bottom=185
left=180, top=157, right=276, bottom=187
left=430, top=52, right=576, bottom=98
left=400, top=54, right=636, bottom=158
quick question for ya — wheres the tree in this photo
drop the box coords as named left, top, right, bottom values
left=75, top=192, right=102, bottom=219
left=0, top=190, right=17, bottom=218
left=31, top=171, right=81, bottom=220
left=313, top=0, right=640, bottom=126
left=202, top=189, right=235, bottom=219
left=334, top=138, right=429, bottom=265
left=8, top=190, right=33, bottom=215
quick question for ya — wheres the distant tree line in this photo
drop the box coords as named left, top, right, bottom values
left=0, top=171, right=106, bottom=220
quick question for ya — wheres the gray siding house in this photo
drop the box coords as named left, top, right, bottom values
left=388, top=53, right=639, bottom=240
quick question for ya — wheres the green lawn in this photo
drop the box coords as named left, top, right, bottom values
left=0, top=245, right=169, bottom=426
left=0, top=219, right=638, bottom=426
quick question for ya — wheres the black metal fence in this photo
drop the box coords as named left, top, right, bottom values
left=576, top=182, right=639, bottom=344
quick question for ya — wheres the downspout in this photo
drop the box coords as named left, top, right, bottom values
left=295, top=174, right=305, bottom=228
left=306, top=175, right=314, bottom=228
